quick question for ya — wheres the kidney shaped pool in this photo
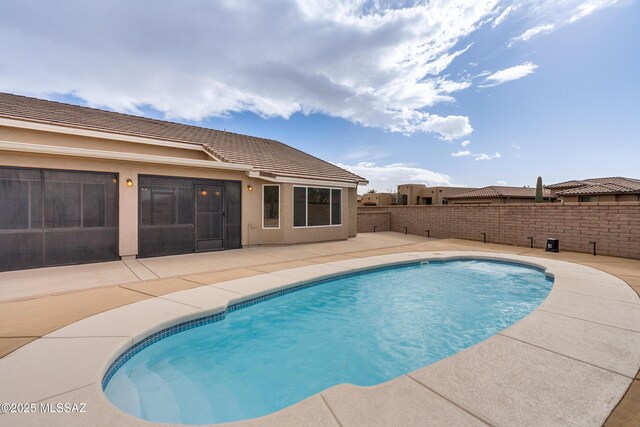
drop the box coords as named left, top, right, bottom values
left=103, top=259, right=553, bottom=424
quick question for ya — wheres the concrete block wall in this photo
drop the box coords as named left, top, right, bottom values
left=357, top=202, right=640, bottom=259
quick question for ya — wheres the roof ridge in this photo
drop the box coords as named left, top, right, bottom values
left=0, top=92, right=302, bottom=147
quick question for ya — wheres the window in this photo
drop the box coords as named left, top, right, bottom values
left=293, top=186, right=341, bottom=227
left=579, top=196, right=597, bottom=203
left=0, top=169, right=41, bottom=230
left=263, top=185, right=280, bottom=228
left=140, top=177, right=193, bottom=226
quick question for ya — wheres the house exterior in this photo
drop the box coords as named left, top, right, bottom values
left=397, top=184, right=477, bottom=205
left=446, top=185, right=555, bottom=205
left=360, top=192, right=394, bottom=206
left=0, top=93, right=367, bottom=272
left=547, top=177, right=640, bottom=202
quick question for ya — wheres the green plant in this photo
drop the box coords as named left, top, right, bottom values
left=535, top=176, right=543, bottom=203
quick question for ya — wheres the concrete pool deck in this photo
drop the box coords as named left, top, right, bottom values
left=0, top=232, right=639, bottom=426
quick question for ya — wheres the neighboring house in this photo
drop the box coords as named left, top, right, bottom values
left=446, top=186, right=555, bottom=205
left=547, top=177, right=640, bottom=202
left=0, top=93, right=367, bottom=272
left=397, top=184, right=476, bottom=205
left=361, top=192, right=394, bottom=206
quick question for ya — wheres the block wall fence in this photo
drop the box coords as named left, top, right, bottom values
left=357, top=203, right=640, bottom=259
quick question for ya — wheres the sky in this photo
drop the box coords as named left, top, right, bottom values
left=1, top=0, right=638, bottom=193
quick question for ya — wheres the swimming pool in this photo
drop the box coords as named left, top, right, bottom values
left=104, top=259, right=553, bottom=424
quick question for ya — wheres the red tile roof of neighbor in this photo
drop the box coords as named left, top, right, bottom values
left=552, top=177, right=640, bottom=196
left=0, top=92, right=367, bottom=185
left=447, top=185, right=554, bottom=200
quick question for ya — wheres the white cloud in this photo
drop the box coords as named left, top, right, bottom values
left=452, top=150, right=472, bottom=157
left=0, top=0, right=504, bottom=139
left=496, top=180, right=508, bottom=185
left=570, top=0, right=623, bottom=23
left=492, top=5, right=515, bottom=28
left=452, top=150, right=501, bottom=161
left=481, top=62, right=538, bottom=87
left=509, top=24, right=555, bottom=46
left=461, top=140, right=471, bottom=147
left=337, top=161, right=453, bottom=193
left=475, top=152, right=500, bottom=161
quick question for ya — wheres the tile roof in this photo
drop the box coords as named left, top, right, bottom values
left=0, top=92, right=367, bottom=185
left=555, top=177, right=640, bottom=196
left=447, top=185, right=554, bottom=200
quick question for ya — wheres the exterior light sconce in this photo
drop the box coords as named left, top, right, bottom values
left=247, top=185, right=253, bottom=191
left=201, top=190, right=208, bottom=197
left=126, top=179, right=134, bottom=187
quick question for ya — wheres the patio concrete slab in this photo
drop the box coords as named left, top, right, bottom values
left=501, top=310, right=640, bottom=378
left=249, top=259, right=316, bottom=273
left=619, top=275, right=640, bottom=295
left=226, top=395, right=339, bottom=427
left=47, top=297, right=201, bottom=342
left=0, top=287, right=149, bottom=338
left=579, top=261, right=640, bottom=278
left=540, top=289, right=640, bottom=332
left=605, top=380, right=640, bottom=426
left=268, top=263, right=351, bottom=281
left=181, top=268, right=262, bottom=285
left=159, top=286, right=242, bottom=312
left=0, top=336, right=130, bottom=403
left=410, top=335, right=630, bottom=427
left=122, top=259, right=158, bottom=281
left=304, top=254, right=358, bottom=264
left=551, top=276, right=640, bottom=303
left=0, top=337, right=36, bottom=359
left=137, top=250, right=282, bottom=277
left=119, top=277, right=202, bottom=297
left=0, top=261, right=140, bottom=301
left=210, top=273, right=302, bottom=298
left=321, top=376, right=487, bottom=426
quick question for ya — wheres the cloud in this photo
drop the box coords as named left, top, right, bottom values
left=569, top=0, right=622, bottom=23
left=452, top=150, right=472, bottom=157
left=0, top=0, right=504, bottom=139
left=496, top=180, right=508, bottom=185
left=492, top=5, right=515, bottom=28
left=509, top=24, right=555, bottom=46
left=452, top=150, right=501, bottom=160
left=336, top=161, right=453, bottom=193
left=475, top=152, right=501, bottom=161
left=418, top=114, right=473, bottom=141
left=481, top=62, right=538, bottom=87
left=461, top=140, right=471, bottom=147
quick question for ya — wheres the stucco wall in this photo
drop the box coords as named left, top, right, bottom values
left=1, top=126, right=357, bottom=258
left=358, top=203, right=640, bottom=259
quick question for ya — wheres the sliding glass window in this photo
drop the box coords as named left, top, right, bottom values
left=263, top=185, right=280, bottom=228
left=293, top=186, right=341, bottom=227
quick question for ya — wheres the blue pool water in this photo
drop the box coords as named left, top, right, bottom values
left=104, top=260, right=552, bottom=424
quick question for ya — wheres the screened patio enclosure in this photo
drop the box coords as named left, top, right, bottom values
left=138, top=175, right=241, bottom=258
left=0, top=167, right=119, bottom=272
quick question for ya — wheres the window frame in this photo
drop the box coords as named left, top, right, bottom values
left=262, top=184, right=281, bottom=229
left=292, top=185, right=342, bottom=228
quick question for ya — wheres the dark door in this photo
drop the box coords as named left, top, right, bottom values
left=0, top=167, right=118, bottom=272
left=195, top=184, right=224, bottom=251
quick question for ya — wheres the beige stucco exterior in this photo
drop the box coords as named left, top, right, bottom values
left=361, top=192, right=393, bottom=206
left=397, top=184, right=475, bottom=205
left=0, top=124, right=358, bottom=259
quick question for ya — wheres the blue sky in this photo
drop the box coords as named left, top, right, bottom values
left=1, top=1, right=638, bottom=192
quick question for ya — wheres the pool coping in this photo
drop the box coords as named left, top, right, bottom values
left=1, top=251, right=639, bottom=426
